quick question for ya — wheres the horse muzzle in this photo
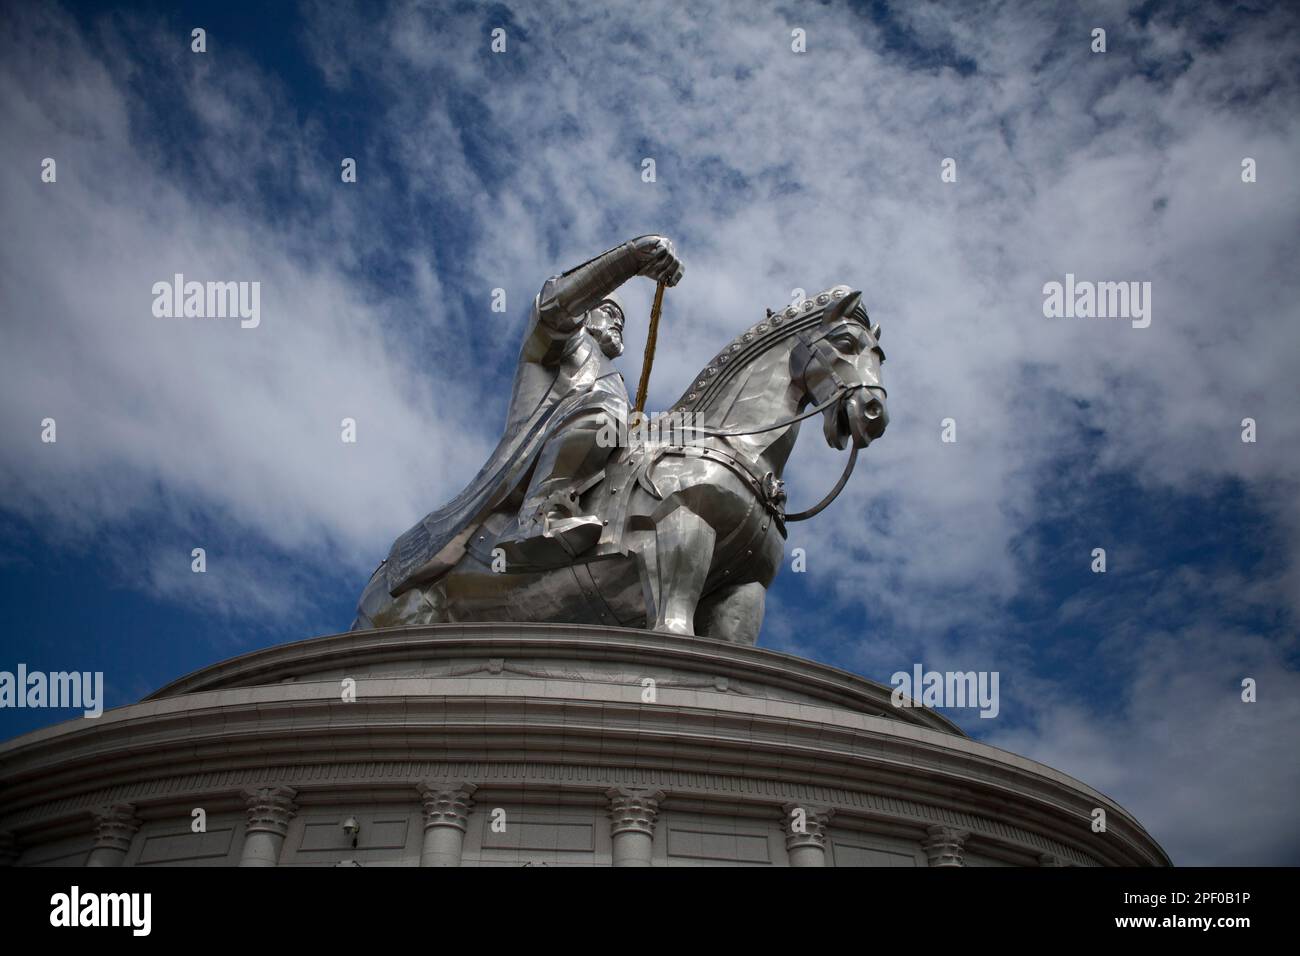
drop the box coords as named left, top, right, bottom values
left=824, top=386, right=888, bottom=449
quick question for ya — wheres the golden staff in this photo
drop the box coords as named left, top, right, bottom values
left=633, top=279, right=666, bottom=414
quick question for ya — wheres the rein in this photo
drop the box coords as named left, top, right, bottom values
left=783, top=445, right=858, bottom=522
left=673, top=386, right=850, bottom=439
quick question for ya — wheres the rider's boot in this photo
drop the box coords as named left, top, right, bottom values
left=496, top=480, right=604, bottom=567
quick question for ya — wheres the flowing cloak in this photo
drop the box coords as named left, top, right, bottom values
left=384, top=295, right=628, bottom=596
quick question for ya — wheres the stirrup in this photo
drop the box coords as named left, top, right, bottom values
left=497, top=513, right=603, bottom=568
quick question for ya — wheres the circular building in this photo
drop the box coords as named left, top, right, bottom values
left=0, top=623, right=1169, bottom=867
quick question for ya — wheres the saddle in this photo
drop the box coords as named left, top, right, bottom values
left=464, top=438, right=788, bottom=576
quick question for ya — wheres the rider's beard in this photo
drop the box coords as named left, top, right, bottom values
left=598, top=329, right=623, bottom=358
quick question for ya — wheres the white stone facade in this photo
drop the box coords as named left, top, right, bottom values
left=0, top=624, right=1169, bottom=867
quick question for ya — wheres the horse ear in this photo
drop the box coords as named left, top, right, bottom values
left=824, top=291, right=862, bottom=325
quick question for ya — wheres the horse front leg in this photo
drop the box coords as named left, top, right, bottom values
left=648, top=504, right=715, bottom=636
left=696, top=581, right=765, bottom=646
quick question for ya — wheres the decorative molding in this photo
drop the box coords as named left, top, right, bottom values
left=242, top=786, right=298, bottom=837
left=417, top=782, right=477, bottom=831
left=91, top=804, right=142, bottom=853
left=138, top=623, right=959, bottom=734
left=922, top=825, right=970, bottom=867
left=781, top=803, right=835, bottom=850
left=339, top=659, right=763, bottom=700
left=606, top=787, right=666, bottom=836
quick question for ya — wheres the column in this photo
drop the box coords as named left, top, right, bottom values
left=781, top=803, right=835, bottom=867
left=0, top=831, right=18, bottom=867
left=86, top=804, right=141, bottom=867
left=922, top=825, right=970, bottom=867
left=239, top=786, right=298, bottom=867
left=606, top=787, right=665, bottom=867
left=418, top=781, right=477, bottom=867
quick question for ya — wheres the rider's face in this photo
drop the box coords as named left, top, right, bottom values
left=589, top=305, right=625, bottom=358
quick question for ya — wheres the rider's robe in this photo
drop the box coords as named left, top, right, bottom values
left=384, top=283, right=628, bottom=596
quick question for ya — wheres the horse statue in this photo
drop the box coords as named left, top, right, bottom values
left=353, top=258, right=888, bottom=646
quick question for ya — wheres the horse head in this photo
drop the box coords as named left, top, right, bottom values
left=789, top=288, right=888, bottom=449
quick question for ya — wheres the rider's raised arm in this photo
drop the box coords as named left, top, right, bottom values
left=535, top=235, right=683, bottom=336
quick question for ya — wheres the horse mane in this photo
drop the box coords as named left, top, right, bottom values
left=669, top=284, right=864, bottom=415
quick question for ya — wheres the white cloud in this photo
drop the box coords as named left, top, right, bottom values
left=0, top=5, right=493, bottom=588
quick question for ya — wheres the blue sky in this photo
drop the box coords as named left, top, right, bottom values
left=1, top=0, right=1298, bottom=866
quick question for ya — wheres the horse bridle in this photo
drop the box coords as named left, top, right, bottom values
left=661, top=321, right=880, bottom=522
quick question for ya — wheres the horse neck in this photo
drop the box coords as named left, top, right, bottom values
left=695, top=338, right=804, bottom=476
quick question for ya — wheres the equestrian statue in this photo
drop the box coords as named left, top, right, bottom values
left=353, top=235, right=889, bottom=645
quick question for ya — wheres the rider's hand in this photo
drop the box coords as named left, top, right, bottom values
left=632, top=235, right=684, bottom=287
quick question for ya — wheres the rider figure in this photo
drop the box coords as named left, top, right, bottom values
left=495, top=235, right=684, bottom=564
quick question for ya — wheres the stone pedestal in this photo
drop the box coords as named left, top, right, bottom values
left=0, top=624, right=1171, bottom=868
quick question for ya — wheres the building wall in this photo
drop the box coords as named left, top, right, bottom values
left=0, top=763, right=1152, bottom=868
left=12, top=794, right=1042, bottom=867
left=828, top=832, right=925, bottom=867
left=20, top=833, right=92, bottom=867
left=280, top=808, right=422, bottom=867
left=127, top=816, right=246, bottom=867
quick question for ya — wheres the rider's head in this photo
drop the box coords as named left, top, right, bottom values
left=587, top=293, right=625, bottom=359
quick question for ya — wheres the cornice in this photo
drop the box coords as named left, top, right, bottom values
left=141, top=623, right=964, bottom=736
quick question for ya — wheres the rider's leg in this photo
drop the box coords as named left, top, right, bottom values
left=497, top=408, right=619, bottom=563
left=517, top=409, right=617, bottom=532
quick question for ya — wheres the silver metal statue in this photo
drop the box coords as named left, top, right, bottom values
left=353, top=235, right=889, bottom=644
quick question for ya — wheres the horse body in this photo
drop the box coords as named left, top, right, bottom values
left=354, top=286, right=887, bottom=645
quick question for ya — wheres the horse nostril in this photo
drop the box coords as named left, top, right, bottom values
left=864, top=399, right=882, bottom=419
